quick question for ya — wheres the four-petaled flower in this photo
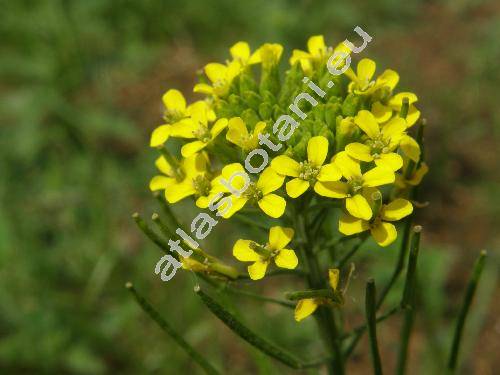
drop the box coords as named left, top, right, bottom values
left=314, top=151, right=395, bottom=220
left=149, top=153, right=211, bottom=204
left=271, top=136, right=342, bottom=198
left=226, top=117, right=267, bottom=152
left=339, top=195, right=413, bottom=247
left=233, top=226, right=298, bottom=280
left=218, top=164, right=286, bottom=219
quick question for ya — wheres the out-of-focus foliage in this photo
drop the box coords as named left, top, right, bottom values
left=0, top=0, right=498, bottom=374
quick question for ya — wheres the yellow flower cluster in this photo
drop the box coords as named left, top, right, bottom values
left=149, top=34, right=427, bottom=287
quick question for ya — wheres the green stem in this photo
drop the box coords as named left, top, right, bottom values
left=447, top=250, right=487, bottom=373
left=344, top=218, right=413, bottom=359
left=396, top=227, right=421, bottom=375
left=366, top=279, right=384, bottom=375
left=341, top=306, right=400, bottom=340
left=295, top=200, right=344, bottom=374
left=285, top=289, right=343, bottom=303
left=126, top=283, right=220, bottom=375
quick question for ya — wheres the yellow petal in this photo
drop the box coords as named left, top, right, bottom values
left=408, top=162, right=429, bottom=186
left=165, top=182, right=196, bottom=203
left=362, top=166, right=395, bottom=187
left=149, top=176, right=175, bottom=191
left=371, top=102, right=393, bottom=123
left=181, top=140, right=207, bottom=158
left=400, top=135, right=420, bottom=162
left=307, top=136, right=329, bottom=166
left=332, top=151, right=362, bottom=180
left=257, top=167, right=285, bottom=194
left=230, top=41, right=250, bottom=61
left=406, top=105, right=420, bottom=127
left=182, top=153, right=207, bottom=177
left=155, top=156, right=173, bottom=176
left=271, top=155, right=300, bottom=177
left=374, top=153, right=403, bottom=171
left=220, top=196, right=248, bottom=219
left=286, top=178, right=310, bottom=198
left=253, top=121, right=267, bottom=136
left=382, top=117, right=406, bottom=139
left=226, top=117, right=248, bottom=147
left=371, top=222, right=397, bottom=247
left=258, top=194, right=286, bottom=218
left=317, top=163, right=342, bottom=182
left=314, top=181, right=349, bottom=198
left=150, top=125, right=171, bottom=147
left=307, top=35, right=325, bottom=56
left=354, top=110, right=380, bottom=139
left=345, top=142, right=373, bottom=162
left=274, top=249, right=298, bottom=269
left=389, top=92, right=418, bottom=107
left=294, top=299, right=318, bottom=322
left=210, top=118, right=228, bottom=138
left=357, top=58, right=376, bottom=81
left=193, top=83, right=213, bottom=95
left=377, top=69, right=399, bottom=90
left=162, top=89, right=186, bottom=112
left=328, top=269, right=340, bottom=291
left=248, top=260, right=269, bottom=280
left=269, top=226, right=294, bottom=250
left=233, top=239, right=260, bottom=261
left=338, top=213, right=370, bottom=236
left=381, top=199, right=413, bottom=221
left=345, top=194, right=372, bottom=220
left=169, top=119, right=198, bottom=138
left=204, top=63, right=227, bottom=83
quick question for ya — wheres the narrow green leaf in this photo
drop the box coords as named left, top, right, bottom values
left=447, top=250, right=487, bottom=373
left=365, top=279, right=384, bottom=375
left=132, top=212, right=171, bottom=255
left=194, top=285, right=304, bottom=369
left=126, top=283, right=221, bottom=375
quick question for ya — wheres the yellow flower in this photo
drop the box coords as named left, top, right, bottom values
left=344, top=110, right=411, bottom=171
left=150, top=98, right=216, bottom=147
left=193, top=60, right=242, bottom=97
left=162, top=101, right=227, bottom=157
left=290, top=35, right=350, bottom=75
left=339, top=197, right=413, bottom=247
left=344, top=58, right=399, bottom=96
left=314, top=151, right=395, bottom=220
left=149, top=89, right=188, bottom=147
left=229, top=41, right=252, bottom=66
left=218, top=164, right=286, bottom=219
left=271, top=136, right=341, bottom=198
left=149, top=153, right=211, bottom=204
left=295, top=269, right=340, bottom=322
left=248, top=43, right=284, bottom=68
left=226, top=117, right=267, bottom=151
left=372, top=92, right=421, bottom=127
left=233, top=226, right=298, bottom=280
left=395, top=162, right=429, bottom=188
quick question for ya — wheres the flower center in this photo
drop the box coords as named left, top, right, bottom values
left=163, top=109, right=184, bottom=123
left=348, top=177, right=364, bottom=195
left=298, top=161, right=320, bottom=182
left=366, top=137, right=389, bottom=159
left=192, top=175, right=211, bottom=197
left=243, top=182, right=263, bottom=202
left=194, top=126, right=211, bottom=143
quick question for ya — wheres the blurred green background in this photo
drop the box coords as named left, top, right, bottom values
left=1, top=0, right=499, bottom=374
